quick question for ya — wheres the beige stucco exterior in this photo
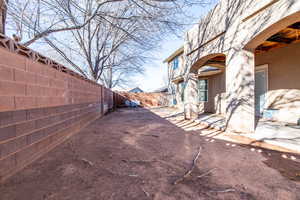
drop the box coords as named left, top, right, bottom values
left=165, top=0, right=300, bottom=133
left=256, top=42, right=300, bottom=124
left=166, top=49, right=185, bottom=109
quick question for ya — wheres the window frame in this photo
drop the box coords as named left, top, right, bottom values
left=172, top=56, right=179, bottom=70
left=198, top=79, right=208, bottom=102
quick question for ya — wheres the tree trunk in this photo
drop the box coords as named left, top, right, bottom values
left=108, top=66, right=112, bottom=88
left=0, top=0, right=7, bottom=35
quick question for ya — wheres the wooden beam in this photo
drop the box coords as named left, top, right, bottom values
left=289, top=22, right=300, bottom=30
left=210, top=55, right=226, bottom=61
left=285, top=27, right=300, bottom=32
left=259, top=41, right=281, bottom=46
left=255, top=39, right=296, bottom=55
left=205, top=60, right=225, bottom=66
left=267, top=34, right=294, bottom=44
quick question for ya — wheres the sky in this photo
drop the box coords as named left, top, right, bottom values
left=5, top=0, right=218, bottom=92
left=129, top=37, right=183, bottom=92
left=126, top=1, right=218, bottom=92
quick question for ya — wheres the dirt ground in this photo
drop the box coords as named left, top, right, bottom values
left=1, top=108, right=300, bottom=200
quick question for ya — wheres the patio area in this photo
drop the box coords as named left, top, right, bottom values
left=151, top=107, right=300, bottom=154
left=194, top=113, right=300, bottom=153
left=248, top=120, right=300, bottom=153
left=194, top=113, right=226, bottom=131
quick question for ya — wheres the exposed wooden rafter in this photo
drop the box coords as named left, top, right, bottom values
left=203, top=55, right=226, bottom=68
left=289, top=22, right=300, bottom=30
left=255, top=21, right=300, bottom=55
left=204, top=61, right=225, bottom=68
left=267, top=35, right=294, bottom=44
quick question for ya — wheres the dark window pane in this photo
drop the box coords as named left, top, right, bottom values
left=199, top=91, right=207, bottom=101
left=173, top=57, right=179, bottom=70
left=198, top=79, right=207, bottom=90
left=198, top=79, right=208, bottom=102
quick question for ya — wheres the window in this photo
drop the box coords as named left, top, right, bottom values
left=173, top=98, right=177, bottom=105
left=172, top=57, right=179, bottom=70
left=180, top=82, right=186, bottom=102
left=171, top=87, right=176, bottom=95
left=198, top=79, right=208, bottom=102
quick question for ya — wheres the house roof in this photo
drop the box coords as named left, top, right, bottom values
left=128, top=87, right=144, bottom=93
left=163, top=46, right=184, bottom=63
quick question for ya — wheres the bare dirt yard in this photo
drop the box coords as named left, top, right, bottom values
left=1, top=108, right=300, bottom=200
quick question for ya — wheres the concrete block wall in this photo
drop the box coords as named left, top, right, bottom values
left=102, top=87, right=114, bottom=113
left=0, top=34, right=116, bottom=182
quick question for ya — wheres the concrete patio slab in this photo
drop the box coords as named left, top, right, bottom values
left=194, top=113, right=226, bottom=131
left=246, top=121, right=300, bottom=153
left=154, top=107, right=300, bottom=153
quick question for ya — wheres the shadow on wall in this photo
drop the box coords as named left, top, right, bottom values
left=267, top=90, right=300, bottom=109
left=184, top=0, right=300, bottom=132
left=183, top=0, right=258, bottom=131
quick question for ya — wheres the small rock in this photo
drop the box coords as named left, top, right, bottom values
left=282, top=154, right=288, bottom=159
left=290, top=156, right=296, bottom=160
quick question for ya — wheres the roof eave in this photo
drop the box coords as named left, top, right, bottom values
left=163, top=46, right=184, bottom=63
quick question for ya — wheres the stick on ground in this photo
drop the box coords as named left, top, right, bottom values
left=141, top=187, right=150, bottom=197
left=141, top=134, right=159, bottom=138
left=81, top=158, right=94, bottom=166
left=209, top=188, right=236, bottom=193
left=173, top=146, right=202, bottom=185
left=197, top=168, right=217, bottom=179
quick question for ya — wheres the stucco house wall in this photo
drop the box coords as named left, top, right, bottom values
left=255, top=42, right=300, bottom=124
left=183, top=0, right=300, bottom=132
left=167, top=52, right=185, bottom=109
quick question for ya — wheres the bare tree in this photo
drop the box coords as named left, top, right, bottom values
left=5, top=0, right=215, bottom=88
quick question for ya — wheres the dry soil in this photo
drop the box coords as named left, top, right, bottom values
left=1, top=108, right=300, bottom=200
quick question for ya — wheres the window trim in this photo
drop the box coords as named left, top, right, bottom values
left=198, top=79, right=208, bottom=102
left=172, top=56, right=179, bottom=70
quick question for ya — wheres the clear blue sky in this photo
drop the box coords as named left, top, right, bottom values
left=127, top=1, right=218, bottom=92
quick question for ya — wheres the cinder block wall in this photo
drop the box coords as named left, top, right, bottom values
left=0, top=35, right=112, bottom=182
left=103, top=87, right=114, bottom=113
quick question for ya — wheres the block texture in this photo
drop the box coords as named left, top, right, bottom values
left=0, top=35, right=120, bottom=182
